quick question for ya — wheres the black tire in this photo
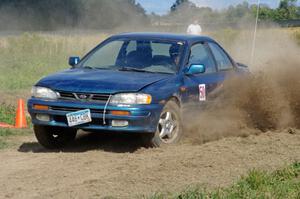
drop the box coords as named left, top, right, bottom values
left=145, top=100, right=183, bottom=147
left=34, top=125, right=77, bottom=149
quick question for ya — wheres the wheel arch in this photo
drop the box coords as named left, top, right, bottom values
left=167, top=95, right=181, bottom=108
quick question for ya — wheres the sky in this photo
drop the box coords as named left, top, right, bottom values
left=136, top=0, right=300, bottom=15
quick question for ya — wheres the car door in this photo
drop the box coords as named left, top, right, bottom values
left=182, top=42, right=221, bottom=106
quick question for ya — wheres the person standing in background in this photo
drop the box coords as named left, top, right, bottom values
left=187, top=19, right=202, bottom=35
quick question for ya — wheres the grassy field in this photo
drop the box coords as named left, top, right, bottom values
left=0, top=128, right=31, bottom=149
left=0, top=104, right=31, bottom=148
left=0, top=103, right=15, bottom=125
left=0, top=33, right=107, bottom=91
left=0, top=28, right=299, bottom=92
left=149, top=162, right=300, bottom=199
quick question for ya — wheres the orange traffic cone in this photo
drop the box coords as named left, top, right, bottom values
left=15, top=99, right=27, bottom=128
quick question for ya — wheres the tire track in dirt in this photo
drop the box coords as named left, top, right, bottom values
left=0, top=130, right=300, bottom=199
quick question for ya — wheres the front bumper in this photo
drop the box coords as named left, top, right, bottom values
left=27, top=98, right=163, bottom=133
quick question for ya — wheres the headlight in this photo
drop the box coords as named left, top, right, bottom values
left=109, top=93, right=152, bottom=105
left=31, top=86, right=58, bottom=100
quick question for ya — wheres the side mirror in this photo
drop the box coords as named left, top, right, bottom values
left=69, top=56, right=80, bottom=67
left=185, top=64, right=206, bottom=75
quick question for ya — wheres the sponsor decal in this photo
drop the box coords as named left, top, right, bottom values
left=199, top=84, right=206, bottom=101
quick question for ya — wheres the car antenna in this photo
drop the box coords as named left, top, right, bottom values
left=250, top=0, right=260, bottom=67
left=103, top=95, right=112, bottom=125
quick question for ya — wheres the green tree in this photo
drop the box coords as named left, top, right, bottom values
left=0, top=0, right=149, bottom=31
left=251, top=0, right=300, bottom=21
left=276, top=0, right=299, bottom=20
left=170, top=0, right=191, bottom=12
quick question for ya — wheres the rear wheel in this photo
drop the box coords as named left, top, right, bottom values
left=34, top=125, right=77, bottom=149
left=146, top=100, right=182, bottom=147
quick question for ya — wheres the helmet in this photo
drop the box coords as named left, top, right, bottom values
left=169, top=44, right=180, bottom=58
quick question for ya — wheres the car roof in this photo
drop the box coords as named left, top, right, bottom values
left=110, top=32, right=216, bottom=44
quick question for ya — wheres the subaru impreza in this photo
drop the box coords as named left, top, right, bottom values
left=28, top=32, right=248, bottom=148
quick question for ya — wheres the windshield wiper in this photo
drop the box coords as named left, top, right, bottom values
left=82, top=66, right=94, bottom=69
left=119, top=67, right=175, bottom=74
left=81, top=66, right=112, bottom=70
left=119, top=67, right=154, bottom=73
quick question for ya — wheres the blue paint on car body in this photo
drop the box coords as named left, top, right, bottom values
left=28, top=32, right=248, bottom=134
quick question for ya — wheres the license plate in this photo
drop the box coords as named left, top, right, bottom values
left=66, top=109, right=92, bottom=127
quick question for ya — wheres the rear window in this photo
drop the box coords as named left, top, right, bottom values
left=208, top=42, right=233, bottom=71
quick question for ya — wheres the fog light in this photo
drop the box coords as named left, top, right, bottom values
left=36, top=114, right=50, bottom=122
left=112, top=120, right=128, bottom=127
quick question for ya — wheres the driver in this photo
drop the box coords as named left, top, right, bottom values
left=169, top=44, right=181, bottom=67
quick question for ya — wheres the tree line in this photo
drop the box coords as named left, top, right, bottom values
left=167, top=0, right=300, bottom=23
left=0, top=0, right=148, bottom=31
left=0, top=0, right=299, bottom=31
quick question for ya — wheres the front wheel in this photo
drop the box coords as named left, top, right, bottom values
left=34, top=125, right=77, bottom=149
left=146, top=100, right=183, bottom=147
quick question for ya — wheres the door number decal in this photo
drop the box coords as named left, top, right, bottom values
left=199, top=84, right=206, bottom=101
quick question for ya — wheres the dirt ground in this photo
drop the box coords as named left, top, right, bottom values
left=0, top=129, right=300, bottom=199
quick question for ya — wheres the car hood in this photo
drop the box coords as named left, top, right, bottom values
left=36, top=68, right=172, bottom=93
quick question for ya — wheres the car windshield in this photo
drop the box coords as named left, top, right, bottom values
left=80, top=39, right=184, bottom=74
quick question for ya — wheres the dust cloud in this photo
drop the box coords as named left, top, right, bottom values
left=184, top=27, right=300, bottom=144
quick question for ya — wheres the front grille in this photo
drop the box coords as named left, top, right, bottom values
left=57, top=91, right=110, bottom=103
left=50, top=106, right=104, bottom=114
left=91, top=94, right=111, bottom=101
left=59, top=92, right=75, bottom=99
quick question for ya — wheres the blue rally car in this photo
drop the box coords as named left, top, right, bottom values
left=28, top=32, right=248, bottom=148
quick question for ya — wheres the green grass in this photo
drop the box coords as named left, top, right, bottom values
left=0, top=128, right=15, bottom=137
left=0, top=32, right=106, bottom=91
left=149, top=163, right=300, bottom=199
left=0, top=128, right=32, bottom=149
left=0, top=29, right=298, bottom=92
left=0, top=103, right=31, bottom=126
left=0, top=128, right=31, bottom=137
left=0, top=128, right=14, bottom=149
left=0, top=103, right=16, bottom=125
left=0, top=104, right=32, bottom=149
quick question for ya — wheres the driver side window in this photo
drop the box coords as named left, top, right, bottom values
left=189, top=43, right=216, bottom=74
